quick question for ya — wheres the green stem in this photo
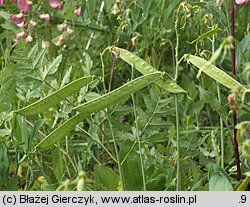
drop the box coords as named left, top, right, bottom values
left=175, top=95, right=180, bottom=191
left=107, top=117, right=125, bottom=190
left=131, top=64, right=146, bottom=191
left=174, top=4, right=181, bottom=191
left=211, top=28, right=225, bottom=168
left=132, top=93, right=146, bottom=191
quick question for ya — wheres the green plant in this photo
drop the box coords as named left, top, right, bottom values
left=0, top=0, right=249, bottom=191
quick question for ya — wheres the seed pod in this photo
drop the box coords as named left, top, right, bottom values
left=36, top=72, right=161, bottom=149
left=118, top=48, right=187, bottom=94
left=184, top=54, right=246, bottom=91
left=15, top=76, right=93, bottom=116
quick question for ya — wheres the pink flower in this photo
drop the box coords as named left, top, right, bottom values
left=74, top=7, right=82, bottom=17
left=235, top=0, right=249, bottom=4
left=10, top=12, right=26, bottom=27
left=17, top=0, right=33, bottom=12
left=0, top=0, right=3, bottom=5
left=49, top=0, right=63, bottom=10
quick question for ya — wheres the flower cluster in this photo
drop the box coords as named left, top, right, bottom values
left=0, top=0, right=82, bottom=44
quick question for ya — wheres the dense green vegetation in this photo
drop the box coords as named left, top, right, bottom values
left=0, top=0, right=249, bottom=191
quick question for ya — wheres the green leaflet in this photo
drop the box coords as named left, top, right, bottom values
left=118, top=48, right=187, bottom=94
left=198, top=86, right=227, bottom=123
left=52, top=147, right=64, bottom=182
left=0, top=141, right=9, bottom=185
left=15, top=76, right=94, bottom=116
left=209, top=172, right=233, bottom=191
left=94, top=165, right=119, bottom=190
left=185, top=54, right=246, bottom=91
left=35, top=72, right=161, bottom=150
left=236, top=34, right=250, bottom=70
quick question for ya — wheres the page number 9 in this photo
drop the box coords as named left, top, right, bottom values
left=240, top=195, right=246, bottom=203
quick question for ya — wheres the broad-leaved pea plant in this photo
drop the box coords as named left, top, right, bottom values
left=0, top=0, right=249, bottom=191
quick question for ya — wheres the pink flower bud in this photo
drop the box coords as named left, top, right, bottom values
left=10, top=12, right=26, bottom=27
left=49, top=0, right=63, bottom=10
left=235, top=0, right=248, bottom=5
left=74, top=7, right=82, bottom=17
left=17, top=0, right=33, bottom=12
left=0, top=0, right=4, bottom=5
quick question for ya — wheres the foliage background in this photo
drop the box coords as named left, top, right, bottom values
left=0, top=0, right=249, bottom=191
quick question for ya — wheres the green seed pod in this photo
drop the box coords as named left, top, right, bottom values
left=184, top=54, right=246, bottom=91
left=15, top=76, right=94, bottom=116
left=36, top=72, right=161, bottom=150
left=0, top=141, right=9, bottom=186
left=118, top=48, right=187, bottom=94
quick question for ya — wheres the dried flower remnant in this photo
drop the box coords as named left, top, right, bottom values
left=57, top=23, right=67, bottom=32
left=228, top=93, right=238, bottom=112
left=64, top=27, right=73, bottom=39
left=216, top=0, right=222, bottom=10
left=25, top=35, right=33, bottom=42
left=39, top=14, right=50, bottom=23
left=28, top=19, right=36, bottom=33
left=131, top=37, right=137, bottom=46
left=10, top=12, right=26, bottom=27
left=111, top=0, right=120, bottom=15
left=49, top=0, right=63, bottom=10
left=42, top=41, right=50, bottom=51
left=113, top=47, right=120, bottom=59
left=17, top=0, right=33, bottom=12
left=13, top=30, right=27, bottom=42
left=52, top=34, right=64, bottom=46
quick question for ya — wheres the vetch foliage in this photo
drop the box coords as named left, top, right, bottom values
left=0, top=0, right=249, bottom=191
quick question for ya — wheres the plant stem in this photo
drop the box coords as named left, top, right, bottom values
left=174, top=5, right=181, bottom=191
left=217, top=85, right=225, bottom=168
left=106, top=117, right=125, bottom=190
left=231, top=0, right=241, bottom=181
left=132, top=94, right=146, bottom=191
left=211, top=28, right=225, bottom=168
left=131, top=65, right=146, bottom=191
